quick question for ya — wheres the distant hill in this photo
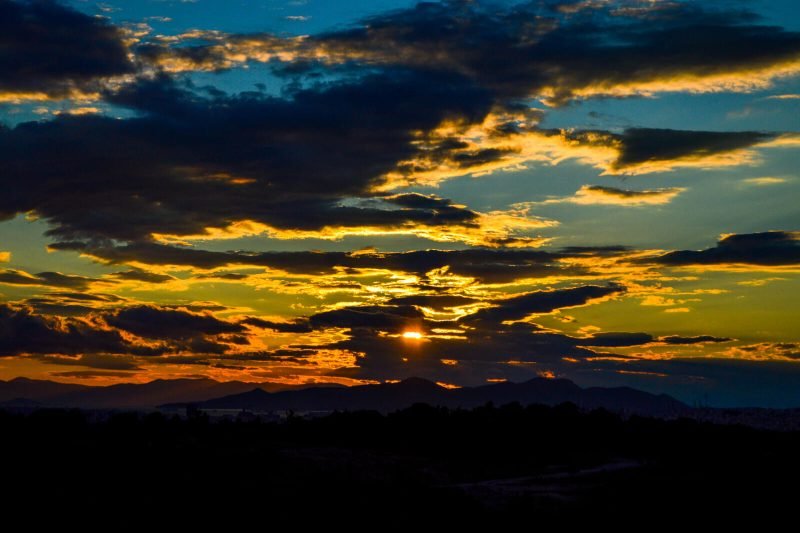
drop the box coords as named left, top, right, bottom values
left=0, top=376, right=687, bottom=414
left=0, top=377, right=260, bottom=409
left=50, top=378, right=261, bottom=409
left=183, top=377, right=687, bottom=416
left=0, top=377, right=345, bottom=409
left=0, top=377, right=90, bottom=403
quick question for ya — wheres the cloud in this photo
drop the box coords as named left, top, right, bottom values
left=194, top=272, right=251, bottom=281
left=49, top=370, right=140, bottom=379
left=729, top=342, right=800, bottom=360
left=144, top=1, right=800, bottom=104
left=463, top=285, right=624, bottom=325
left=36, top=352, right=144, bottom=371
left=383, top=119, right=783, bottom=187
left=608, top=128, right=777, bottom=173
left=105, top=305, right=245, bottom=340
left=741, top=177, right=787, bottom=186
left=22, top=297, right=108, bottom=316
left=0, top=303, right=154, bottom=357
left=310, top=305, right=427, bottom=334
left=0, top=0, right=133, bottom=102
left=3, top=2, right=796, bottom=244
left=0, top=269, right=102, bottom=290
left=110, top=269, right=176, bottom=284
left=52, top=240, right=604, bottom=283
left=3, top=73, right=524, bottom=244
left=0, top=302, right=260, bottom=358
left=387, top=294, right=480, bottom=310
left=241, top=317, right=312, bottom=333
left=265, top=284, right=638, bottom=382
left=659, top=335, right=732, bottom=345
left=545, top=185, right=686, bottom=206
left=579, top=332, right=654, bottom=347
left=648, top=231, right=800, bottom=268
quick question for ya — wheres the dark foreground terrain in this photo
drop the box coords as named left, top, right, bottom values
left=3, top=402, right=798, bottom=527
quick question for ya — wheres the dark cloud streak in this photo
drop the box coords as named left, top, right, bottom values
left=0, top=0, right=133, bottom=99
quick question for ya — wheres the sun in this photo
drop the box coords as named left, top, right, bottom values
left=402, top=331, right=423, bottom=340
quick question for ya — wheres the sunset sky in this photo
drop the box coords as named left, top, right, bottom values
left=1, top=0, right=799, bottom=406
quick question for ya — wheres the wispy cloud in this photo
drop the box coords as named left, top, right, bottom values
left=537, top=185, right=686, bottom=206
left=741, top=176, right=788, bottom=186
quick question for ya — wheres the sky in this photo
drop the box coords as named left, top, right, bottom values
left=0, top=0, right=799, bottom=407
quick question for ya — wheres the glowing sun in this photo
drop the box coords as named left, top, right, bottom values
left=402, top=331, right=423, bottom=340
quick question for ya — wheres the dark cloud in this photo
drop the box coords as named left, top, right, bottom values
left=194, top=272, right=251, bottom=281
left=241, top=317, right=312, bottom=333
left=36, top=353, right=144, bottom=371
left=659, top=335, right=732, bottom=345
left=142, top=1, right=800, bottom=106
left=649, top=231, right=800, bottom=266
left=22, top=298, right=97, bottom=316
left=463, top=285, right=624, bottom=325
left=20, top=292, right=126, bottom=316
left=609, top=129, right=774, bottom=171
left=52, top=241, right=597, bottom=283
left=0, top=269, right=101, bottom=290
left=0, top=302, right=259, bottom=357
left=580, top=332, right=654, bottom=347
left=0, top=0, right=133, bottom=98
left=49, top=370, right=140, bottom=379
left=543, top=127, right=776, bottom=172
left=577, top=185, right=674, bottom=199
left=111, top=269, right=176, bottom=283
left=0, top=303, right=155, bottom=357
left=558, top=246, right=631, bottom=255
left=105, top=305, right=245, bottom=340
left=295, top=0, right=800, bottom=104
left=160, top=302, right=230, bottom=313
left=1, top=71, right=492, bottom=241
left=387, top=294, right=479, bottom=309
left=382, top=193, right=478, bottom=223
left=45, top=292, right=124, bottom=303
left=310, top=305, right=427, bottom=334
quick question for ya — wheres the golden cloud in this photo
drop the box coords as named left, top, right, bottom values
left=150, top=204, right=556, bottom=249
left=540, top=185, right=686, bottom=206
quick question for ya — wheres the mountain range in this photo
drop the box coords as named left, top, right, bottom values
left=174, top=376, right=687, bottom=415
left=0, top=377, right=269, bottom=409
left=0, top=376, right=688, bottom=415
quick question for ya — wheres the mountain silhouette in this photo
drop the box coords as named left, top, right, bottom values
left=0, top=377, right=89, bottom=403
left=183, top=377, right=687, bottom=416
left=0, top=377, right=348, bottom=409
left=0, top=377, right=258, bottom=409
left=1, top=376, right=687, bottom=414
left=50, top=378, right=261, bottom=409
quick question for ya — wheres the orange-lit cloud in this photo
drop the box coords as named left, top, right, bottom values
left=380, top=114, right=786, bottom=187
left=150, top=201, right=556, bottom=249
left=539, top=185, right=686, bottom=206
